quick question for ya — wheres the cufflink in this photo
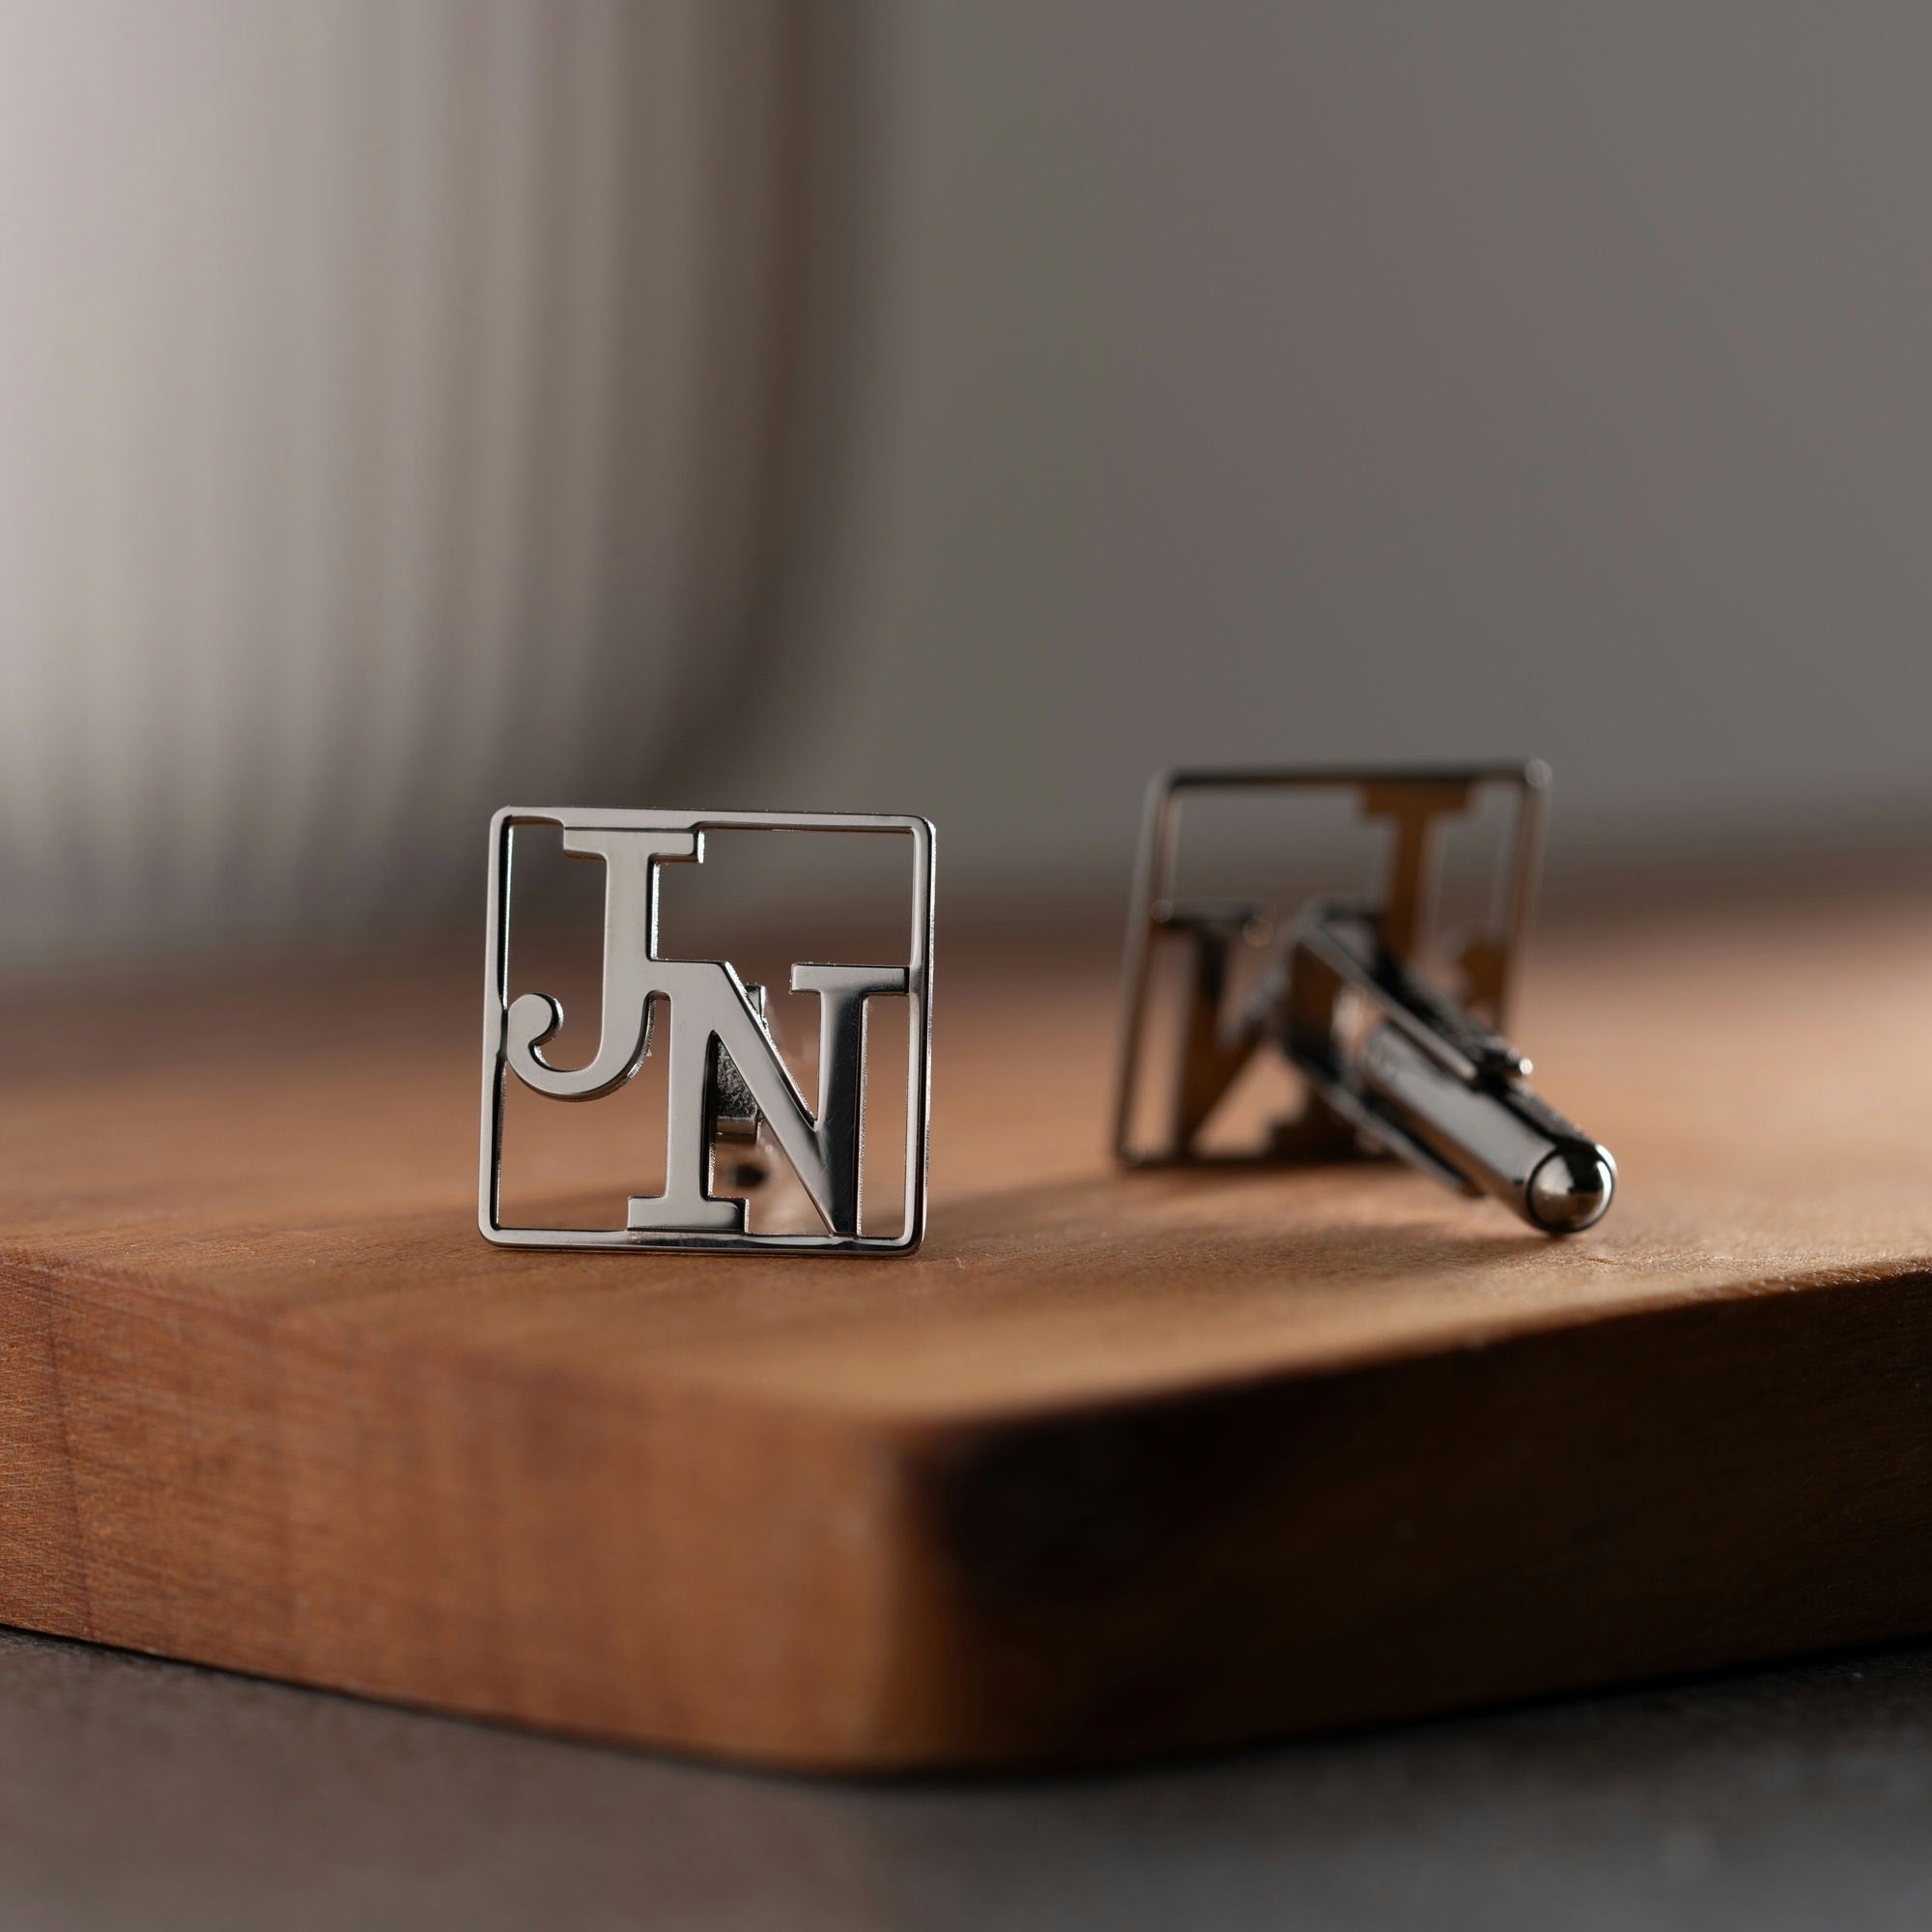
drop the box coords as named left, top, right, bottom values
left=480, top=807, right=934, bottom=1253
left=1112, top=763, right=1615, bottom=1235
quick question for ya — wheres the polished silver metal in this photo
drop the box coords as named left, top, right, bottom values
left=481, top=807, right=934, bottom=1254
left=1113, top=764, right=1615, bottom=1236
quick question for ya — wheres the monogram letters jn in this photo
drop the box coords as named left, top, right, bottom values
left=502, top=827, right=906, bottom=1237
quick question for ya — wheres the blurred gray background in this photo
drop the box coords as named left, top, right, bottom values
left=3, top=0, right=1929, bottom=962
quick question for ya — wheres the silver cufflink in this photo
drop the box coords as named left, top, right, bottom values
left=1112, top=763, right=1615, bottom=1236
left=480, top=807, right=934, bottom=1254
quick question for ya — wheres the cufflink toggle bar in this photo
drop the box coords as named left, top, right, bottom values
left=1280, top=899, right=1614, bottom=1233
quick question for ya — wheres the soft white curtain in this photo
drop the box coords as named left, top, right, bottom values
left=0, top=0, right=800, bottom=960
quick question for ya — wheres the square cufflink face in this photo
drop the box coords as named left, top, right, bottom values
left=1112, top=763, right=1547, bottom=1167
left=480, top=808, right=934, bottom=1254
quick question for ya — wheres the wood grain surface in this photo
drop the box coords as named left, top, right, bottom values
left=3, top=898, right=1932, bottom=1770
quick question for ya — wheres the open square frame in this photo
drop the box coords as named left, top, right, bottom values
left=480, top=806, right=934, bottom=1255
left=1111, top=762, right=1548, bottom=1167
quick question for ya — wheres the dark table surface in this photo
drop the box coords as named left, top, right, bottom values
left=6, top=1628, right=1932, bottom=1931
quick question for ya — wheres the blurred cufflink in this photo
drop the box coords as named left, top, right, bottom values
left=480, top=807, right=934, bottom=1254
left=1112, top=762, right=1615, bottom=1236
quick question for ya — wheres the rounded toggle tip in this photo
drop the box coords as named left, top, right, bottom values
left=1525, top=1145, right=1616, bottom=1236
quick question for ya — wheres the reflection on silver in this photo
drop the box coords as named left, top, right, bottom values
left=1113, top=764, right=1615, bottom=1236
left=481, top=808, right=934, bottom=1255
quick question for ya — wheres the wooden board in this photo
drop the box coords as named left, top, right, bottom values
left=4, top=897, right=1932, bottom=1771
